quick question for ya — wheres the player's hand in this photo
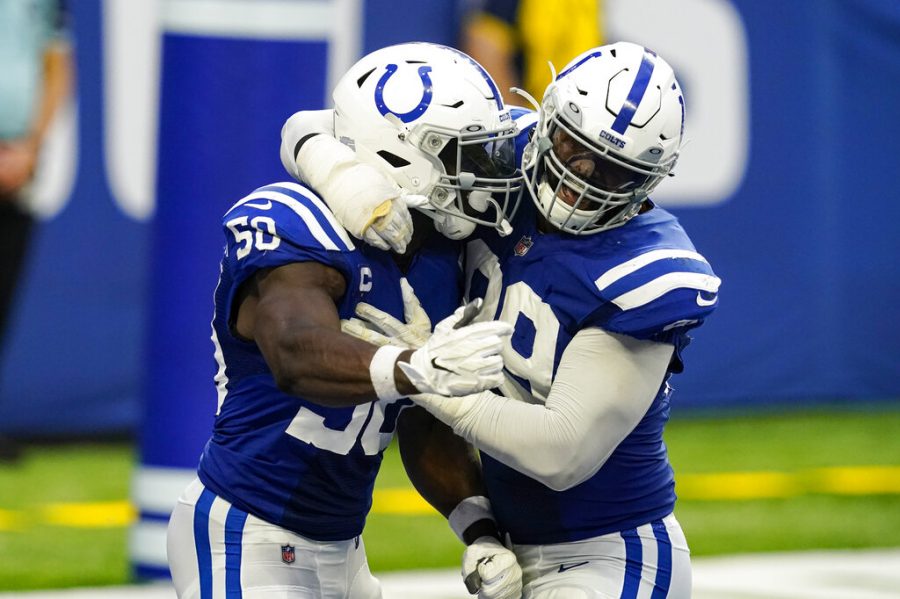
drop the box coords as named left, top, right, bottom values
left=340, top=318, right=394, bottom=347
left=361, top=191, right=428, bottom=255
left=326, top=161, right=410, bottom=253
left=462, top=536, right=523, bottom=599
left=399, top=300, right=513, bottom=396
left=342, top=278, right=432, bottom=348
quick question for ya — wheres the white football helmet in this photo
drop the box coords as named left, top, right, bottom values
left=523, top=42, right=685, bottom=235
left=332, top=42, right=522, bottom=239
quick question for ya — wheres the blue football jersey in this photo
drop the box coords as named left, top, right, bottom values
left=197, top=181, right=461, bottom=541
left=466, top=120, right=720, bottom=543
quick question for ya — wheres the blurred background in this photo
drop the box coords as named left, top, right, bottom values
left=0, top=0, right=898, bottom=593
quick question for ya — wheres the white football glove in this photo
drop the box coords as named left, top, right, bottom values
left=341, top=278, right=432, bottom=348
left=462, top=536, right=523, bottom=599
left=362, top=190, right=429, bottom=254
left=340, top=318, right=394, bottom=347
left=293, top=132, right=423, bottom=254
left=399, top=300, right=513, bottom=396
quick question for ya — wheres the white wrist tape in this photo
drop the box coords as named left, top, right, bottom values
left=369, top=345, right=406, bottom=401
left=448, top=495, right=495, bottom=543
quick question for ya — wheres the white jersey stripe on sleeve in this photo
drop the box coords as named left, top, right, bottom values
left=594, top=249, right=709, bottom=292
left=611, top=272, right=721, bottom=311
left=270, top=181, right=357, bottom=250
left=514, top=111, right=539, bottom=130
left=229, top=190, right=344, bottom=251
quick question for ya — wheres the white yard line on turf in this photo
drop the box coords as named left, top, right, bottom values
left=1, top=549, right=899, bottom=598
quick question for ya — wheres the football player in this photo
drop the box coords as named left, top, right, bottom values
left=166, top=43, right=524, bottom=599
left=281, top=42, right=721, bottom=598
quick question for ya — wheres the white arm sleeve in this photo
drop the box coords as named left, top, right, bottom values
left=413, top=328, right=674, bottom=491
left=279, top=109, right=335, bottom=181
left=278, top=109, right=405, bottom=245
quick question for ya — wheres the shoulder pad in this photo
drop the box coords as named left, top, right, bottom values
left=224, top=181, right=356, bottom=253
left=591, top=249, right=720, bottom=337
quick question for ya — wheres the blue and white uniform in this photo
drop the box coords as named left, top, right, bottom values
left=469, top=202, right=717, bottom=544
left=453, top=109, right=720, bottom=598
left=167, top=181, right=460, bottom=599
left=271, top=86, right=719, bottom=595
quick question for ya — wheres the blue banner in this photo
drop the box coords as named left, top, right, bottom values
left=671, top=0, right=900, bottom=407
left=130, top=0, right=335, bottom=577
left=0, top=0, right=897, bottom=434
left=0, top=0, right=894, bottom=578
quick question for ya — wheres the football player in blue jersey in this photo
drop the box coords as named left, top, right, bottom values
left=282, top=42, right=721, bottom=599
left=166, top=43, right=527, bottom=599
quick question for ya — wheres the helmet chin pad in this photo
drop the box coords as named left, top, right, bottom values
left=433, top=212, right=478, bottom=240
left=468, top=190, right=491, bottom=213
left=536, top=181, right=598, bottom=232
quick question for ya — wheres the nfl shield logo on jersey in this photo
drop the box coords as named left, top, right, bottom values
left=281, top=544, right=295, bottom=564
left=514, top=235, right=533, bottom=256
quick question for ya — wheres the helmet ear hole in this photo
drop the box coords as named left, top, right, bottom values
left=376, top=151, right=411, bottom=168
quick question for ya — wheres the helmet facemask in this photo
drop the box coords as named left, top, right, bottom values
left=412, top=122, right=522, bottom=238
left=529, top=113, right=676, bottom=234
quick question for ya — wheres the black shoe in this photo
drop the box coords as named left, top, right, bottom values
left=0, top=434, right=21, bottom=463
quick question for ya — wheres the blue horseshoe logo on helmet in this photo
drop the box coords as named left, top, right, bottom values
left=375, top=64, right=433, bottom=123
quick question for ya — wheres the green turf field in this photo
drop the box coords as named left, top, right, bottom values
left=1, top=406, right=899, bottom=590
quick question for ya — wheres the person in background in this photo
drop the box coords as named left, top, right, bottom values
left=460, top=0, right=603, bottom=104
left=0, top=0, right=73, bottom=462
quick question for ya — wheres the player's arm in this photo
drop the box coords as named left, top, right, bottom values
left=279, top=109, right=334, bottom=182
left=279, top=109, right=417, bottom=253
left=414, top=328, right=674, bottom=491
left=396, top=406, right=491, bottom=534
left=397, top=406, right=522, bottom=599
left=235, top=261, right=513, bottom=406
left=234, top=260, right=389, bottom=406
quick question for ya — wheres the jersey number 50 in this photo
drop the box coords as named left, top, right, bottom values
left=226, top=216, right=281, bottom=259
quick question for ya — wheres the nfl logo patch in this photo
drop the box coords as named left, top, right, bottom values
left=281, top=544, right=295, bottom=564
left=514, top=235, right=533, bottom=256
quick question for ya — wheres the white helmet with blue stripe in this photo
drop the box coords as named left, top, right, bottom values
left=523, top=41, right=685, bottom=235
left=332, top=42, right=522, bottom=239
